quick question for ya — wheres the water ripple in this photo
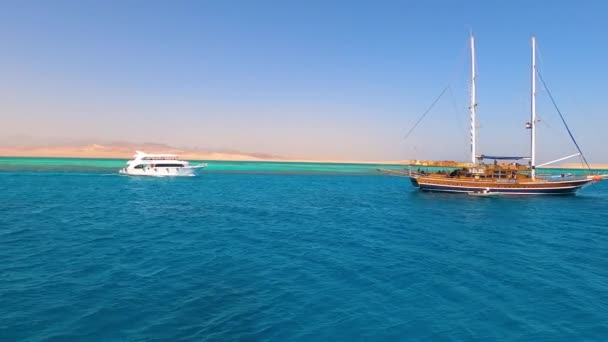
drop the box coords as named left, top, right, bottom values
left=1, top=172, right=608, bottom=341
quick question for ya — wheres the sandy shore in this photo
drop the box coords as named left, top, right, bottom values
left=1, top=144, right=605, bottom=168
left=0, top=144, right=406, bottom=165
left=546, top=163, right=608, bottom=170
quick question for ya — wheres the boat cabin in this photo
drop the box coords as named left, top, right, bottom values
left=133, top=162, right=186, bottom=169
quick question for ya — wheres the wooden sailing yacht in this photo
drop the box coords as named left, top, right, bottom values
left=407, top=35, right=601, bottom=195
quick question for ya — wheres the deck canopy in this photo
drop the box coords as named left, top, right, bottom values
left=134, top=151, right=179, bottom=160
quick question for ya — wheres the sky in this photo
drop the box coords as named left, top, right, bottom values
left=1, top=0, right=607, bottom=162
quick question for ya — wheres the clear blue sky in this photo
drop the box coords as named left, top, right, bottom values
left=1, top=0, right=607, bottom=162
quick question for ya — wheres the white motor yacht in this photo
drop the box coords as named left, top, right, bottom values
left=119, top=151, right=207, bottom=177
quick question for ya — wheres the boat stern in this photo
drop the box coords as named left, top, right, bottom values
left=409, top=176, right=420, bottom=188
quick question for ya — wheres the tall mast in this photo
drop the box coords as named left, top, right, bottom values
left=470, top=34, right=477, bottom=164
left=531, top=36, right=537, bottom=179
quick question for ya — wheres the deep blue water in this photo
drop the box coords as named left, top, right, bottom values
left=2, top=171, right=608, bottom=341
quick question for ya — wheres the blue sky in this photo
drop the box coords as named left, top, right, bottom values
left=1, top=1, right=607, bottom=162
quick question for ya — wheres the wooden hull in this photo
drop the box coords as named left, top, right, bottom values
left=410, top=176, right=593, bottom=195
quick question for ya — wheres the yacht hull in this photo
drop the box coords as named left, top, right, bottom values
left=119, top=167, right=201, bottom=177
left=410, top=177, right=593, bottom=195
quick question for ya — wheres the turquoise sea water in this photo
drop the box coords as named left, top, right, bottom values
left=0, top=157, right=404, bottom=174
left=1, top=156, right=606, bottom=175
left=2, top=159, right=608, bottom=340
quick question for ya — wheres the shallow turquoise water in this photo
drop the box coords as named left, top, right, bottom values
left=1, top=156, right=605, bottom=175
left=1, top=168, right=608, bottom=340
left=0, top=157, right=404, bottom=174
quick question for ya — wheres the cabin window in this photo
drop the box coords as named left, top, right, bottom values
left=493, top=170, right=507, bottom=178
left=134, top=164, right=144, bottom=169
left=154, top=164, right=185, bottom=168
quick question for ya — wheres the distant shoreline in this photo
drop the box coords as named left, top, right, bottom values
left=0, top=146, right=405, bottom=165
left=1, top=146, right=606, bottom=169
left=1, top=156, right=606, bottom=170
left=541, top=163, right=608, bottom=170
left=0, top=154, right=405, bottom=166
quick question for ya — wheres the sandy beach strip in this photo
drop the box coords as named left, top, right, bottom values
left=0, top=145, right=406, bottom=165
left=1, top=145, right=606, bottom=169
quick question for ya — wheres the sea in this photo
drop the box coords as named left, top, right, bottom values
left=2, top=157, right=608, bottom=341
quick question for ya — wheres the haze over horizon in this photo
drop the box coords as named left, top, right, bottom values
left=1, top=1, right=607, bottom=163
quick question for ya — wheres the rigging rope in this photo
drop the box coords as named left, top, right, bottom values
left=403, top=85, right=450, bottom=141
left=447, top=85, right=465, bottom=127
left=403, top=38, right=469, bottom=143
left=536, top=70, right=591, bottom=171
